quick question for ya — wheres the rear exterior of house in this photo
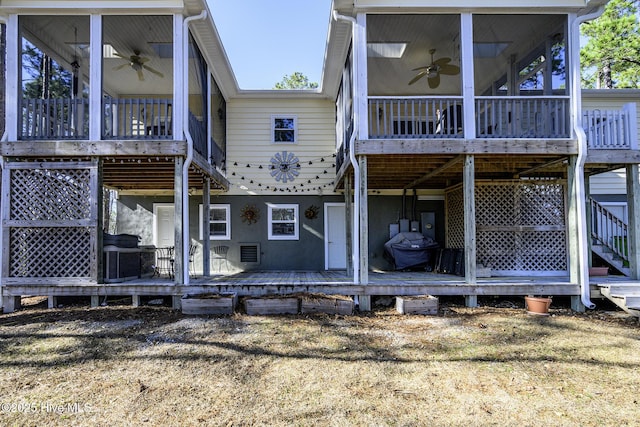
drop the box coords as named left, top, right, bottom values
left=1, top=0, right=639, bottom=314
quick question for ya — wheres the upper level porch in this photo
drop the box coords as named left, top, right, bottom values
left=1, top=12, right=229, bottom=191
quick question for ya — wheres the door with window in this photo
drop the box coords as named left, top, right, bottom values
left=154, top=204, right=174, bottom=248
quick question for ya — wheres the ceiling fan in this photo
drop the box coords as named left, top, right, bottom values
left=408, top=49, right=460, bottom=89
left=113, top=50, right=164, bottom=81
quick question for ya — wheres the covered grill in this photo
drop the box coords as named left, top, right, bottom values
left=383, top=231, right=439, bottom=271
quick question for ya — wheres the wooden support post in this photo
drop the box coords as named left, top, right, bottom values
left=571, top=295, right=585, bottom=313
left=96, top=157, right=104, bottom=284
left=463, top=155, right=476, bottom=285
left=48, top=296, right=57, bottom=309
left=626, top=164, right=640, bottom=280
left=358, top=156, right=370, bottom=311
left=465, top=295, right=478, bottom=308
left=3, top=296, right=20, bottom=313
left=585, top=171, right=593, bottom=268
left=172, top=295, right=182, bottom=310
left=567, top=156, right=580, bottom=284
left=91, top=295, right=100, bottom=307
left=132, top=295, right=140, bottom=307
left=344, top=173, right=353, bottom=277
left=174, top=157, right=184, bottom=285
left=202, top=177, right=211, bottom=277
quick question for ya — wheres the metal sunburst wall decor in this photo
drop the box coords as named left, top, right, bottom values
left=270, top=151, right=300, bottom=183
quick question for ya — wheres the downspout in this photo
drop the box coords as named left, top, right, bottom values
left=1, top=16, right=8, bottom=296
left=332, top=11, right=360, bottom=284
left=182, top=10, right=207, bottom=285
left=571, top=6, right=605, bottom=309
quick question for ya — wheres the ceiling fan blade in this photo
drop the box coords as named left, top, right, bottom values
left=137, top=69, right=145, bottom=81
left=433, top=57, right=452, bottom=66
left=440, top=64, right=461, bottom=75
left=428, top=74, right=440, bottom=89
left=143, top=65, right=164, bottom=78
left=137, top=57, right=150, bottom=64
left=113, top=52, right=128, bottom=59
left=113, top=63, right=128, bottom=71
left=412, top=66, right=431, bottom=71
left=408, top=70, right=429, bottom=85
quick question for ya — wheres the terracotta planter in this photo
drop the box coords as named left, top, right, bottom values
left=589, top=266, right=609, bottom=276
left=525, top=296, right=552, bottom=316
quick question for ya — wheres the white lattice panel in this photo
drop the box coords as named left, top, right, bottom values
left=447, top=180, right=567, bottom=274
left=10, top=168, right=92, bottom=221
left=10, top=228, right=92, bottom=277
left=2, top=161, right=98, bottom=283
left=445, top=186, right=464, bottom=248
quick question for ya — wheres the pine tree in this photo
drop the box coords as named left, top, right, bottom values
left=581, top=0, right=640, bottom=88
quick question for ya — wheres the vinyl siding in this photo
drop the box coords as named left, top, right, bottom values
left=584, top=92, right=640, bottom=196
left=225, top=98, right=337, bottom=197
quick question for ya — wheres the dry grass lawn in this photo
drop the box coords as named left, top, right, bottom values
left=0, top=296, right=639, bottom=426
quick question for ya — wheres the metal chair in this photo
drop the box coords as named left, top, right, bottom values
left=155, top=246, right=174, bottom=279
left=189, top=243, right=198, bottom=278
left=212, top=245, right=230, bottom=272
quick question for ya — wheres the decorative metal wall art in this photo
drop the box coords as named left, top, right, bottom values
left=270, top=151, right=300, bottom=183
left=240, top=204, right=260, bottom=224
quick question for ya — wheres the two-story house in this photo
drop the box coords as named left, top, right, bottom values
left=1, top=0, right=639, bottom=315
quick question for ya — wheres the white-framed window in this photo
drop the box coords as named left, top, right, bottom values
left=271, top=115, right=298, bottom=143
left=268, top=203, right=298, bottom=240
left=199, top=204, right=231, bottom=240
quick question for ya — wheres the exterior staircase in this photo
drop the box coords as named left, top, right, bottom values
left=598, top=283, right=640, bottom=317
left=589, top=198, right=630, bottom=277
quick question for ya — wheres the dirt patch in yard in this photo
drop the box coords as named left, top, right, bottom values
left=0, top=296, right=639, bottom=426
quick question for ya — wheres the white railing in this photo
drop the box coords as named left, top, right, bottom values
left=367, top=96, right=571, bottom=139
left=368, top=97, right=464, bottom=139
left=20, top=98, right=89, bottom=140
left=476, top=96, right=570, bottom=138
left=583, top=103, right=637, bottom=149
left=590, top=197, right=629, bottom=263
left=103, top=97, right=172, bottom=139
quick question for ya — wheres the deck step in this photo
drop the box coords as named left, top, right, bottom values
left=597, top=282, right=640, bottom=316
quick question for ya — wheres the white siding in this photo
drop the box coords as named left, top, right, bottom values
left=225, top=98, right=337, bottom=196
left=583, top=91, right=640, bottom=196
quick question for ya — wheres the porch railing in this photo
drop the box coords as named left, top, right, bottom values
left=368, top=97, right=464, bottom=139
left=583, top=103, right=637, bottom=149
left=589, top=197, right=629, bottom=264
left=475, top=96, right=570, bottom=138
left=103, top=97, right=172, bottom=140
left=367, top=96, right=571, bottom=139
left=189, top=111, right=207, bottom=159
left=20, top=98, right=89, bottom=140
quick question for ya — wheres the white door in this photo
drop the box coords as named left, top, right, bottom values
left=325, top=203, right=347, bottom=270
left=155, top=204, right=175, bottom=247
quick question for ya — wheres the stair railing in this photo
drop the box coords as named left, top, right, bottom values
left=589, top=197, right=629, bottom=264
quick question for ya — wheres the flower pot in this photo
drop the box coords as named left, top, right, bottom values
left=589, top=266, right=609, bottom=276
left=525, top=296, right=552, bottom=316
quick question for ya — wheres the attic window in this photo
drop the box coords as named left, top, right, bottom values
left=367, top=42, right=407, bottom=58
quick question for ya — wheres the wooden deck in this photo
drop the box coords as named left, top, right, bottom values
left=2, top=270, right=586, bottom=299
left=4, top=270, right=637, bottom=313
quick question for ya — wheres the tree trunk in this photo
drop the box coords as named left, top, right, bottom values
left=602, top=60, right=613, bottom=89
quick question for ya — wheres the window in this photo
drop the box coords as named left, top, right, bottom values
left=272, top=115, right=297, bottom=143
left=199, top=204, right=231, bottom=240
left=268, top=204, right=298, bottom=240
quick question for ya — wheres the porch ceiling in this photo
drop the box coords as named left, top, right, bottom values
left=101, top=157, right=226, bottom=192
left=348, top=153, right=570, bottom=189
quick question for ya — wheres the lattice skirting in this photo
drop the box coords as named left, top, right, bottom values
left=2, top=161, right=98, bottom=282
left=446, top=180, right=567, bottom=274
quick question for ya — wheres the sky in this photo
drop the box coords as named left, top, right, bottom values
left=208, top=0, right=333, bottom=90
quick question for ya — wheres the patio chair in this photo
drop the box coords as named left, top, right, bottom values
left=212, top=245, right=230, bottom=272
left=189, top=243, right=198, bottom=278
left=155, top=246, right=174, bottom=279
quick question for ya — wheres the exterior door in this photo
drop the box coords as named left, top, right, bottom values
left=154, top=204, right=175, bottom=248
left=325, top=203, right=347, bottom=270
